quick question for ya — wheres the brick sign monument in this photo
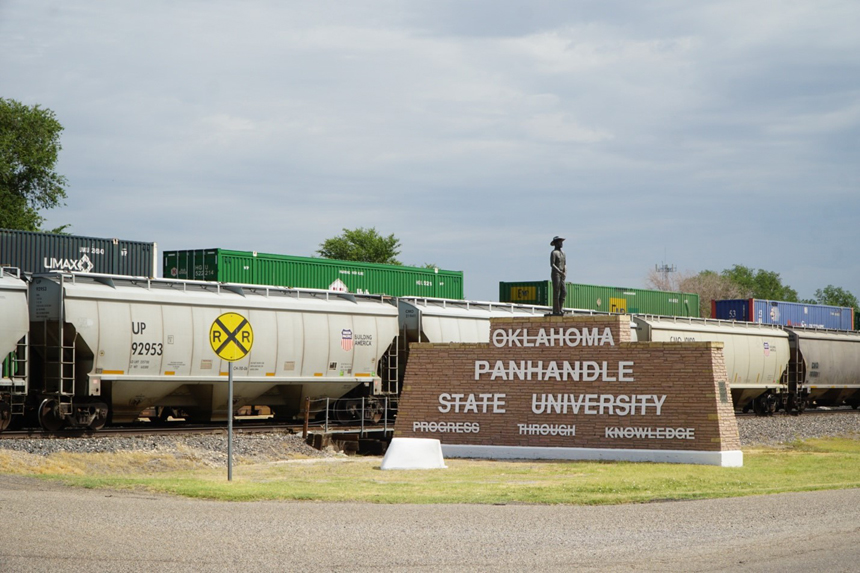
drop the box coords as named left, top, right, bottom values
left=394, top=314, right=743, bottom=466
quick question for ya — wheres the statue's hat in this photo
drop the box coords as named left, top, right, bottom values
left=551, top=236, right=565, bottom=245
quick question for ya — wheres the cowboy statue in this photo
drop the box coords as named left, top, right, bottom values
left=550, top=236, right=567, bottom=316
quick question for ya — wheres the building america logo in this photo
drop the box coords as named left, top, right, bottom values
left=341, top=329, right=353, bottom=351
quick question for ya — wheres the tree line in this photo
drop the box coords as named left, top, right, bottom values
left=647, top=264, right=858, bottom=324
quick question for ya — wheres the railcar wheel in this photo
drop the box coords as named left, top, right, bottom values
left=0, top=402, right=11, bottom=432
left=38, top=399, right=65, bottom=432
left=181, top=408, right=212, bottom=424
left=332, top=398, right=383, bottom=424
left=752, top=397, right=764, bottom=416
left=88, top=406, right=108, bottom=430
left=147, top=407, right=174, bottom=424
left=787, top=393, right=806, bottom=416
left=752, top=394, right=775, bottom=417
left=334, top=398, right=361, bottom=423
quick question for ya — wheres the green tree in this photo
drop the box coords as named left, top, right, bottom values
left=647, top=264, right=805, bottom=316
left=809, top=285, right=859, bottom=330
left=645, top=267, right=747, bottom=318
left=721, top=264, right=798, bottom=301
left=317, top=227, right=402, bottom=264
left=812, top=285, right=858, bottom=309
left=679, top=270, right=748, bottom=318
left=0, top=98, right=68, bottom=231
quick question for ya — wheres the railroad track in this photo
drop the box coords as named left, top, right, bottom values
left=0, top=419, right=391, bottom=440
left=6, top=410, right=854, bottom=438
left=735, top=406, right=859, bottom=418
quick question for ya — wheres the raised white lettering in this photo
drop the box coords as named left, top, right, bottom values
left=604, top=427, right=695, bottom=440
left=489, top=327, right=616, bottom=348
left=438, top=393, right=506, bottom=414
left=517, top=423, right=576, bottom=436
left=473, top=360, right=636, bottom=382
left=531, top=394, right=668, bottom=416
left=413, top=421, right=481, bottom=434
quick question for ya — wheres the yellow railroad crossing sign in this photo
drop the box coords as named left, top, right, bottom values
left=210, top=312, right=254, bottom=362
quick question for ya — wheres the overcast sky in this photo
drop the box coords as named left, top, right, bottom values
left=2, top=1, right=858, bottom=301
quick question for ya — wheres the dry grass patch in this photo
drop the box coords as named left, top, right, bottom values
left=3, top=437, right=859, bottom=505
left=0, top=450, right=206, bottom=476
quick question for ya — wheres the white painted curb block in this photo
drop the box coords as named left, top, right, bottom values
left=381, top=438, right=448, bottom=470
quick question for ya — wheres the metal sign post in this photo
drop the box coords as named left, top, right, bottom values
left=209, top=312, right=254, bottom=481
left=228, top=367, right=233, bottom=481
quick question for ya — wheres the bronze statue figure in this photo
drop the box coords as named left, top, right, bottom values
left=550, top=236, right=566, bottom=316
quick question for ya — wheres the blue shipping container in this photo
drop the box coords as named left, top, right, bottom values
left=712, top=299, right=855, bottom=331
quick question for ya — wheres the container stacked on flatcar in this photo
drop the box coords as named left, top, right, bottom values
left=0, top=228, right=157, bottom=277
left=164, top=249, right=464, bottom=299
left=712, top=299, right=855, bottom=331
left=499, top=280, right=700, bottom=317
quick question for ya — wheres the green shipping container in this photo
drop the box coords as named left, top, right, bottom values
left=499, top=280, right=700, bottom=318
left=164, top=249, right=464, bottom=299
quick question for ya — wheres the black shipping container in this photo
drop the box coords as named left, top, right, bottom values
left=0, top=229, right=157, bottom=277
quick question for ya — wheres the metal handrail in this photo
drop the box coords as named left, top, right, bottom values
left=302, top=396, right=397, bottom=438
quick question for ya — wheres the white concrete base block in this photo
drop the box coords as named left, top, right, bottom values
left=381, top=438, right=448, bottom=470
left=441, top=445, right=743, bottom=467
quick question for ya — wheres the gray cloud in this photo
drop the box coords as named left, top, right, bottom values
left=1, top=0, right=857, bottom=301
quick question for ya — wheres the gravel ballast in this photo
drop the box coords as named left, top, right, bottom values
left=0, top=431, right=338, bottom=466
left=0, top=411, right=858, bottom=461
left=737, top=410, right=860, bottom=445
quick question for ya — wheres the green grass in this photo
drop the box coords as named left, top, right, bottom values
left=4, top=438, right=860, bottom=505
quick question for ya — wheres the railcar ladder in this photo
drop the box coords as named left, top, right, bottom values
left=2, top=337, right=29, bottom=415
left=383, top=325, right=406, bottom=396
left=788, top=341, right=804, bottom=392
left=38, top=276, right=77, bottom=417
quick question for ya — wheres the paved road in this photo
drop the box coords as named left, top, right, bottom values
left=2, top=476, right=858, bottom=572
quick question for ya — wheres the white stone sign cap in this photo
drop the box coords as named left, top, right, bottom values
left=381, top=438, right=448, bottom=470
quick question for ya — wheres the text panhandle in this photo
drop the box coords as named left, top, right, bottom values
left=475, top=360, right=634, bottom=382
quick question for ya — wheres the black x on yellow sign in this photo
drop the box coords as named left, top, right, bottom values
left=210, top=312, right=254, bottom=362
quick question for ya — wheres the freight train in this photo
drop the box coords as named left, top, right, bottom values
left=0, top=268, right=551, bottom=431
left=1, top=267, right=859, bottom=432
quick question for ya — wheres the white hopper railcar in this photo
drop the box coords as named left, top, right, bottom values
left=396, top=297, right=624, bottom=344
left=397, top=297, right=552, bottom=344
left=632, top=315, right=791, bottom=414
left=785, top=327, right=860, bottom=410
left=27, top=272, right=400, bottom=430
left=0, top=268, right=29, bottom=430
